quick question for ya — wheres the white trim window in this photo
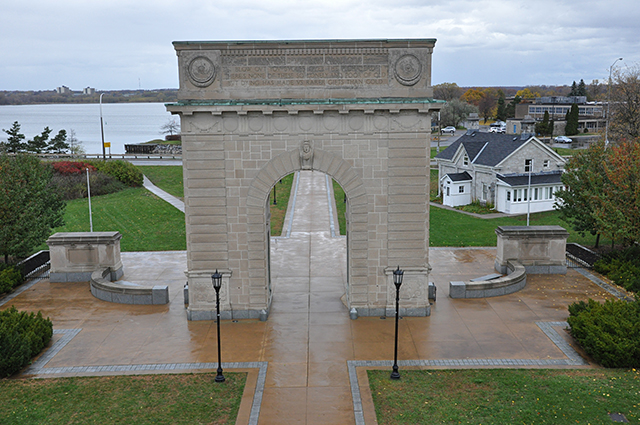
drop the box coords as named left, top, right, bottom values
left=524, top=159, right=532, bottom=173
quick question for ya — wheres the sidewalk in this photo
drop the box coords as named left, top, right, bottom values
left=2, top=171, right=619, bottom=425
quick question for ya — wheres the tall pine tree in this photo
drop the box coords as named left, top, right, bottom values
left=565, top=103, right=580, bottom=136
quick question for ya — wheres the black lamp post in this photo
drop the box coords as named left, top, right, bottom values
left=273, top=185, right=277, bottom=205
left=211, top=269, right=225, bottom=383
left=390, top=265, right=404, bottom=380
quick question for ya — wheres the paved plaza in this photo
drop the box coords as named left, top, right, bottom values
left=3, top=171, right=617, bottom=424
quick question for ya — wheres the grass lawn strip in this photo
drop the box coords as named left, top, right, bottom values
left=267, top=173, right=295, bottom=236
left=369, top=368, right=640, bottom=424
left=136, top=165, right=184, bottom=199
left=332, top=178, right=347, bottom=235
left=0, top=373, right=246, bottom=425
left=49, top=187, right=186, bottom=252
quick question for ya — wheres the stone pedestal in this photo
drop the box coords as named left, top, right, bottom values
left=47, top=232, right=124, bottom=282
left=495, top=226, right=569, bottom=274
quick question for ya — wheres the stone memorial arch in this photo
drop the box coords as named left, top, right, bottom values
left=167, top=39, right=442, bottom=320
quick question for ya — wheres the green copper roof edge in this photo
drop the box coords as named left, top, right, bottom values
left=172, top=38, right=437, bottom=46
left=166, top=98, right=445, bottom=107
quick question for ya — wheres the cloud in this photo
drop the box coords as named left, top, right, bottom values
left=1, top=0, right=639, bottom=90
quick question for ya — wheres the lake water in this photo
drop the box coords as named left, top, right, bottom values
left=0, top=103, right=175, bottom=154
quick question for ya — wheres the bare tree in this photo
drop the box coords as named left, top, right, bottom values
left=610, top=64, right=640, bottom=142
left=433, top=82, right=462, bottom=101
left=440, top=99, right=478, bottom=127
left=160, top=118, right=180, bottom=137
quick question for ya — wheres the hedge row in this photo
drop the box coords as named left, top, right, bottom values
left=568, top=297, right=640, bottom=368
left=0, top=306, right=53, bottom=377
left=0, top=266, right=23, bottom=296
left=49, top=160, right=143, bottom=201
left=87, top=160, right=143, bottom=187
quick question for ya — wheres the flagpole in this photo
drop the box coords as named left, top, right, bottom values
left=526, top=160, right=532, bottom=226
left=87, top=168, right=93, bottom=232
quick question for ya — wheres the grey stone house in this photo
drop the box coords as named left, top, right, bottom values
left=434, top=131, right=566, bottom=214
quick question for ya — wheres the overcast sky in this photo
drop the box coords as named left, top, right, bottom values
left=2, top=0, right=638, bottom=91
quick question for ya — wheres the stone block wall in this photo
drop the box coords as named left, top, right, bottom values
left=168, top=39, right=442, bottom=320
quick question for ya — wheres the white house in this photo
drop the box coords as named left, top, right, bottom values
left=434, top=131, right=566, bottom=214
left=441, top=171, right=472, bottom=207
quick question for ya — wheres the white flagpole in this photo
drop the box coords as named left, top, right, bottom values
left=526, top=160, right=532, bottom=226
left=87, top=168, right=93, bottom=232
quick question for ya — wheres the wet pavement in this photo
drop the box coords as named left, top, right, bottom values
left=2, top=170, right=617, bottom=425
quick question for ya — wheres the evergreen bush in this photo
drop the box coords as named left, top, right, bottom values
left=0, top=266, right=23, bottom=295
left=0, top=306, right=53, bottom=377
left=50, top=172, right=126, bottom=201
left=567, top=297, right=640, bottom=368
left=88, top=160, right=143, bottom=187
left=594, top=246, right=640, bottom=293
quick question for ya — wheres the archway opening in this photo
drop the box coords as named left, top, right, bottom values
left=267, top=170, right=349, bottom=318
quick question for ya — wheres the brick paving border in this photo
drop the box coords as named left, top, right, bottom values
left=348, top=321, right=587, bottom=425
left=23, top=328, right=266, bottom=425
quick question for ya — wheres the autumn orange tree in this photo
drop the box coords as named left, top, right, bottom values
left=595, top=141, right=640, bottom=244
left=556, top=140, right=640, bottom=246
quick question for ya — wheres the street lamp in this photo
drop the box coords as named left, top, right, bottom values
left=211, top=269, right=225, bottom=383
left=390, top=266, right=404, bottom=380
left=605, top=57, right=623, bottom=147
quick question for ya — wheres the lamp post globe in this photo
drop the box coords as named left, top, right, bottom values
left=211, top=269, right=225, bottom=383
left=391, top=266, right=404, bottom=380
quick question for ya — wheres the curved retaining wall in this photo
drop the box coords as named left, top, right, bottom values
left=90, top=268, right=169, bottom=305
left=449, top=260, right=526, bottom=299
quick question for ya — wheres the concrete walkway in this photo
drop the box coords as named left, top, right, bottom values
left=142, top=175, right=184, bottom=212
left=2, top=171, right=620, bottom=424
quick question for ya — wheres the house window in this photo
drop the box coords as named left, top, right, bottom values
left=524, top=188, right=528, bottom=201
left=463, top=154, right=469, bottom=166
left=458, top=185, right=465, bottom=193
left=446, top=187, right=450, bottom=196
left=525, top=159, right=532, bottom=173
left=516, top=189, right=522, bottom=202
left=543, top=160, right=549, bottom=169
left=534, top=187, right=539, bottom=200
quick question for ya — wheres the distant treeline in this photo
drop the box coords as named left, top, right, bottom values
left=0, top=89, right=178, bottom=105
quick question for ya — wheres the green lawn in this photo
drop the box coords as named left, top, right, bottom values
left=137, top=165, right=184, bottom=199
left=369, top=369, right=640, bottom=424
left=44, top=165, right=603, bottom=251
left=48, top=187, right=186, bottom=252
left=0, top=373, right=245, bottom=425
left=332, top=179, right=347, bottom=235
left=430, top=206, right=607, bottom=247
left=268, top=173, right=295, bottom=236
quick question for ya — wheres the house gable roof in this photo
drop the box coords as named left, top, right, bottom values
left=444, top=171, right=472, bottom=182
left=495, top=136, right=566, bottom=168
left=435, top=131, right=535, bottom=167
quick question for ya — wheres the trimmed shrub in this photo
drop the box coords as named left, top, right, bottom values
left=51, top=161, right=96, bottom=175
left=50, top=171, right=126, bottom=201
left=0, top=266, right=22, bottom=295
left=594, top=246, right=640, bottom=293
left=567, top=297, right=640, bottom=368
left=88, top=160, right=143, bottom=187
left=0, top=306, right=53, bottom=377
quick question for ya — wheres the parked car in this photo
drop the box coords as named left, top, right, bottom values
left=554, top=136, right=572, bottom=143
left=441, top=126, right=456, bottom=134
left=488, top=126, right=506, bottom=133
